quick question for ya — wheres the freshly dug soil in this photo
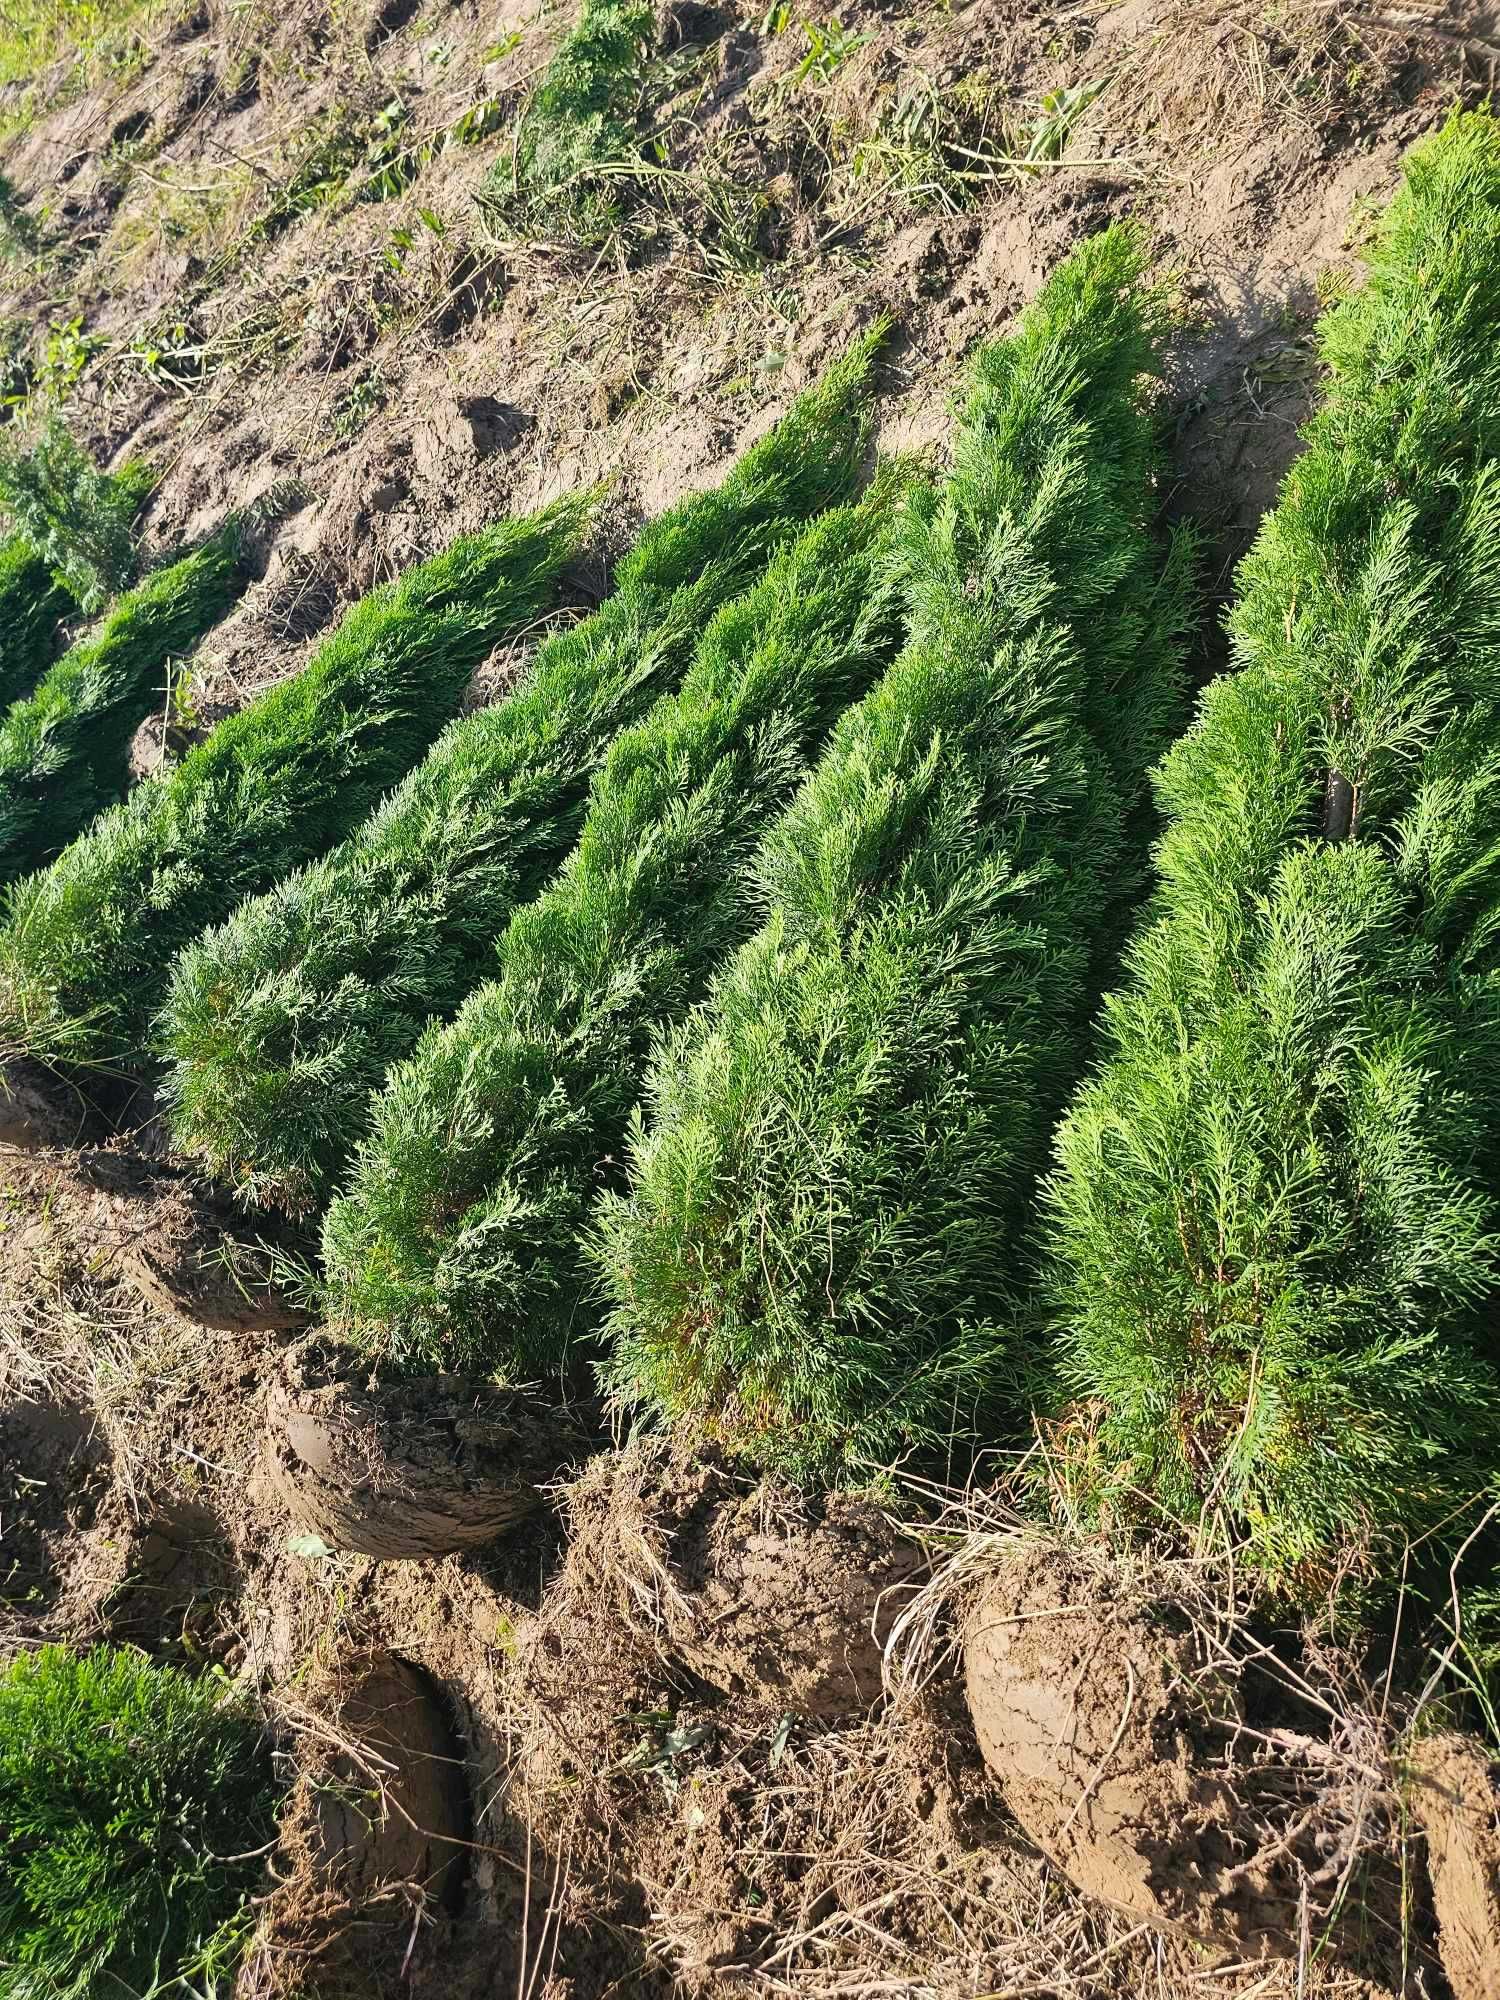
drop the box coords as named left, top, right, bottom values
left=0, top=1058, right=90, bottom=1150
left=964, top=1544, right=1306, bottom=1956
left=0, top=1143, right=306, bottom=1333
left=265, top=1334, right=585, bottom=1558
left=1408, top=1731, right=1500, bottom=2000
left=242, top=1652, right=470, bottom=1998
left=0, top=1391, right=108, bottom=1621
left=50, top=1489, right=241, bottom=1652
left=564, top=1445, right=926, bottom=1719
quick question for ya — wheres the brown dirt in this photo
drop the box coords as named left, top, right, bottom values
left=962, top=1541, right=1428, bottom=1978
left=565, top=1442, right=927, bottom=1720
left=240, top=1650, right=471, bottom=1998
left=1408, top=1731, right=1500, bottom=2000
left=0, top=1140, right=308, bottom=1332
left=265, top=1332, right=586, bottom=1558
left=0, top=1389, right=109, bottom=1624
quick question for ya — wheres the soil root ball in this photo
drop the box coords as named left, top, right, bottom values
left=265, top=1334, right=584, bottom=1559
left=963, top=1545, right=1325, bottom=1957
left=567, top=1446, right=927, bottom=1719
left=0, top=1057, right=85, bottom=1149
left=1408, top=1731, right=1500, bottom=2000
left=244, top=1652, right=469, bottom=1998
left=112, top=1173, right=309, bottom=1333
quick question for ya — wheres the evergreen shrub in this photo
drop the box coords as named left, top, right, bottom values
left=0, top=416, right=152, bottom=612
left=1042, top=110, right=1500, bottom=1577
left=594, top=226, right=1195, bottom=1480
left=160, top=336, right=879, bottom=1211
left=0, top=494, right=589, bottom=1072
left=0, top=520, right=242, bottom=886
left=0, top=1644, right=279, bottom=2000
left=323, top=479, right=913, bottom=1374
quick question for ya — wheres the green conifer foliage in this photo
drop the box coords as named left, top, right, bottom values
left=477, top=0, right=654, bottom=243
left=0, top=418, right=152, bottom=611
left=594, top=226, right=1195, bottom=1481
left=0, top=522, right=242, bottom=886
left=0, top=495, right=590, bottom=1073
left=0, top=1645, right=278, bottom=2000
left=0, top=535, right=71, bottom=707
left=159, top=338, right=880, bottom=1213
left=1043, top=111, right=1500, bottom=1577
left=0, top=459, right=157, bottom=707
left=323, top=481, right=913, bottom=1374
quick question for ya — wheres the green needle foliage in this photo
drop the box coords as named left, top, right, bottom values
left=324, top=480, right=914, bottom=1375
left=0, top=521, right=242, bottom=887
left=160, top=337, right=880, bottom=1213
left=0, top=455, right=158, bottom=707
left=477, top=0, right=654, bottom=243
left=0, top=495, right=590, bottom=1075
left=0, top=1645, right=279, bottom=2000
left=0, top=417, right=153, bottom=612
left=0, top=535, right=71, bottom=708
left=594, top=226, right=1195, bottom=1482
left=1043, top=111, right=1500, bottom=1579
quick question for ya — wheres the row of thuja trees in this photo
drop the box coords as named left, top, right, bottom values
left=2, top=115, right=1500, bottom=1594
left=7, top=101, right=1500, bottom=2000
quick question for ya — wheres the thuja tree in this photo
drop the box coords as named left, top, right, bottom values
left=477, top=0, right=654, bottom=243
left=0, top=1645, right=279, bottom=1999
left=323, top=479, right=914, bottom=1374
left=0, top=536, right=71, bottom=708
left=1042, top=112, right=1500, bottom=1578
left=0, top=495, right=589, bottom=1073
left=159, top=336, right=880, bottom=1212
left=0, top=458, right=157, bottom=706
left=0, top=521, right=243, bottom=886
left=0, top=417, right=152, bottom=612
left=594, top=226, right=1195, bottom=1481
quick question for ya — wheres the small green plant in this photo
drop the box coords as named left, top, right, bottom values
left=1019, top=78, right=1109, bottom=165
left=0, top=494, right=590, bottom=1071
left=0, top=520, right=242, bottom=885
left=329, top=364, right=387, bottom=439
left=0, top=1644, right=279, bottom=2000
left=1043, top=110, right=1500, bottom=1581
left=160, top=336, right=881, bottom=1212
left=323, top=473, right=913, bottom=1373
left=0, top=414, right=149, bottom=610
left=789, top=15, right=871, bottom=86
left=595, top=225, right=1196, bottom=1481
left=476, top=0, right=655, bottom=245
left=0, top=169, right=38, bottom=257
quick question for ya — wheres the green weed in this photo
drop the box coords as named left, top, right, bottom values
left=476, top=0, right=655, bottom=246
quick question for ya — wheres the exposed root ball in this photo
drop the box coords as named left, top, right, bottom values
left=0, top=1057, right=86, bottom=1149
left=244, top=1652, right=469, bottom=1998
left=964, top=1545, right=1314, bottom=1956
left=265, top=1335, right=584, bottom=1559
left=566, top=1445, right=926, bottom=1719
left=0, top=1141, right=307, bottom=1332
left=114, top=1172, right=308, bottom=1333
left=1408, top=1732, right=1500, bottom=2000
